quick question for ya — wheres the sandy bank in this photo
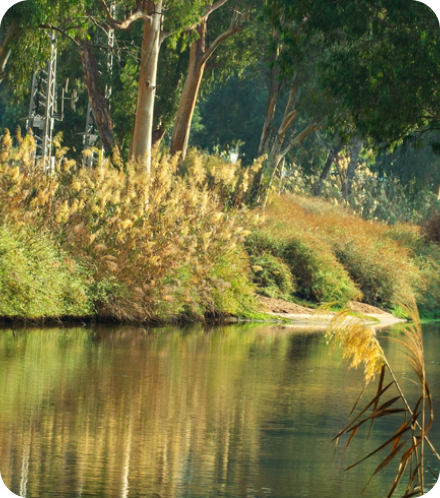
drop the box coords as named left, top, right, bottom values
left=259, top=296, right=405, bottom=330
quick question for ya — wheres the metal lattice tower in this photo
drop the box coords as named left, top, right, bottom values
left=26, top=33, right=59, bottom=172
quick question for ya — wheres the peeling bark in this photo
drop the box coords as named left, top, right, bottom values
left=78, top=38, right=116, bottom=152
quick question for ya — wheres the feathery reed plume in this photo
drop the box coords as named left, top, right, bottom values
left=325, top=308, right=385, bottom=383
left=328, top=301, right=438, bottom=497
left=0, top=134, right=258, bottom=322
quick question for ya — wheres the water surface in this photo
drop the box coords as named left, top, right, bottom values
left=0, top=323, right=439, bottom=498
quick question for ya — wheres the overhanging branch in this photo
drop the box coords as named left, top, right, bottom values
left=202, top=0, right=231, bottom=21
left=100, top=0, right=152, bottom=30
left=280, top=121, right=321, bottom=158
left=39, top=24, right=81, bottom=47
left=201, top=12, right=243, bottom=64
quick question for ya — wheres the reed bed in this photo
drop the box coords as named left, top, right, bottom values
left=0, top=129, right=263, bottom=322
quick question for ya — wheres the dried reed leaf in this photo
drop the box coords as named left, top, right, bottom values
left=347, top=424, right=412, bottom=472
left=368, top=366, right=386, bottom=439
left=332, top=381, right=394, bottom=441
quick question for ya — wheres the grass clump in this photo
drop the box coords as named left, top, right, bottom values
left=329, top=231, right=417, bottom=306
left=281, top=236, right=361, bottom=303
left=0, top=225, right=92, bottom=319
left=249, top=251, right=296, bottom=300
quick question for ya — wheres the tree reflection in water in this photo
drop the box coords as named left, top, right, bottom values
left=0, top=324, right=439, bottom=498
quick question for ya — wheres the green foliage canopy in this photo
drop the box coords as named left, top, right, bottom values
left=267, top=0, right=440, bottom=145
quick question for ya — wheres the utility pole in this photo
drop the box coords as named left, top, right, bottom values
left=26, top=32, right=59, bottom=172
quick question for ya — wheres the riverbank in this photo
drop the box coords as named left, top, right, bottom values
left=0, top=139, right=439, bottom=324
left=259, top=296, right=405, bottom=329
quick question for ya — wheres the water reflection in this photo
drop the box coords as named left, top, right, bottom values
left=0, top=324, right=439, bottom=498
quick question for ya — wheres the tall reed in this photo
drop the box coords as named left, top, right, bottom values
left=327, top=299, right=438, bottom=497
left=0, top=129, right=262, bottom=321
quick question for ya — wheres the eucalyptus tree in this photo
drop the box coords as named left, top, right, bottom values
left=170, top=0, right=256, bottom=158
left=268, top=0, right=440, bottom=146
left=0, top=20, right=20, bottom=84
left=254, top=23, right=328, bottom=201
left=0, top=0, right=60, bottom=92
left=2, top=0, right=246, bottom=169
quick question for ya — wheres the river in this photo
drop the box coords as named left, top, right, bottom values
left=0, top=323, right=439, bottom=498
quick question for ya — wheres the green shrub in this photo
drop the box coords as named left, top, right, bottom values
left=281, top=236, right=362, bottom=303
left=245, top=230, right=361, bottom=304
left=249, top=252, right=296, bottom=299
left=205, top=250, right=258, bottom=317
left=423, top=211, right=440, bottom=245
left=415, top=243, right=440, bottom=313
left=330, top=233, right=415, bottom=307
left=0, top=226, right=93, bottom=319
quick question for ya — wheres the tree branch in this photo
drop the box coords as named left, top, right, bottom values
left=278, top=110, right=299, bottom=137
left=200, top=14, right=243, bottom=64
left=100, top=0, right=152, bottom=31
left=202, top=0, right=231, bottom=21
left=280, top=121, right=320, bottom=158
left=161, top=0, right=231, bottom=42
left=39, top=24, right=81, bottom=47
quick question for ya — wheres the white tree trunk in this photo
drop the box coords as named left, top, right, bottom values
left=129, top=0, right=163, bottom=171
left=0, top=21, right=20, bottom=84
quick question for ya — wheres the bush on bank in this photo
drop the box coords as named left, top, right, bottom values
left=245, top=230, right=361, bottom=304
left=0, top=225, right=93, bottom=319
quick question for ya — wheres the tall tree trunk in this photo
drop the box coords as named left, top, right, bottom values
left=344, top=137, right=363, bottom=199
left=170, top=25, right=206, bottom=157
left=78, top=38, right=116, bottom=152
left=259, top=30, right=282, bottom=156
left=130, top=0, right=163, bottom=169
left=0, top=21, right=20, bottom=84
left=432, top=178, right=440, bottom=199
left=313, top=142, right=344, bottom=196
left=170, top=12, right=242, bottom=159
